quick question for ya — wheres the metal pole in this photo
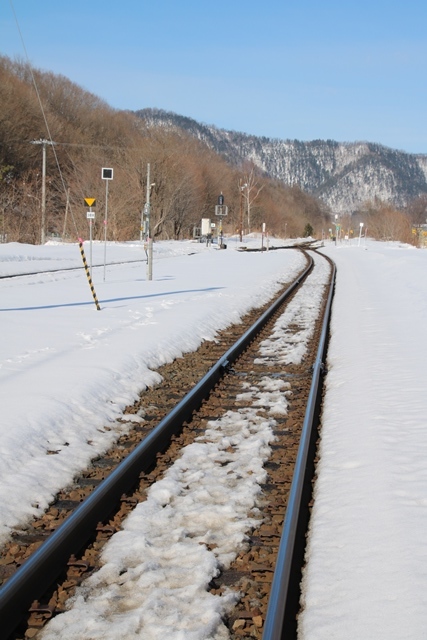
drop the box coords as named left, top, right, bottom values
left=146, top=163, right=153, bottom=281
left=241, top=183, right=250, bottom=235
left=89, top=209, right=93, bottom=279
left=103, top=180, right=109, bottom=281
left=358, top=222, right=364, bottom=246
left=31, top=139, right=55, bottom=244
left=239, top=180, right=243, bottom=242
left=41, top=142, right=46, bottom=244
left=240, top=182, right=247, bottom=242
left=62, top=188, right=70, bottom=240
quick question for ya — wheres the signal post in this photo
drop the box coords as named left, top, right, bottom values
left=215, top=193, right=228, bottom=249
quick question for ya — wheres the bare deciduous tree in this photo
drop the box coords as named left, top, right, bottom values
left=241, top=166, right=264, bottom=234
left=0, top=54, right=334, bottom=245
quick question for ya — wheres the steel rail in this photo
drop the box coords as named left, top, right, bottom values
left=262, top=253, right=336, bottom=640
left=0, top=241, right=317, bottom=280
left=0, top=259, right=144, bottom=280
left=0, top=253, right=314, bottom=639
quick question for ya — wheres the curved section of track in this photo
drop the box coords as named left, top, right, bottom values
left=0, top=248, right=335, bottom=639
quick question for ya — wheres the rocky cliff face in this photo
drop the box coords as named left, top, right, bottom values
left=135, top=108, right=427, bottom=214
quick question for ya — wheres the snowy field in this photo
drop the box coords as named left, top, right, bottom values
left=1, top=236, right=427, bottom=639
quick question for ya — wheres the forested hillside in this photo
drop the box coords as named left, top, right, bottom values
left=0, top=56, right=329, bottom=244
left=2, top=55, right=425, bottom=245
left=137, top=108, right=427, bottom=216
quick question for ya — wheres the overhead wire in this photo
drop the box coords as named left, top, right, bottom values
left=9, top=0, right=104, bottom=309
left=9, top=0, right=79, bottom=238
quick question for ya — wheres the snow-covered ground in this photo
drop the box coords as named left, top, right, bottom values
left=1, top=236, right=426, bottom=639
left=299, top=240, right=427, bottom=640
left=0, top=237, right=304, bottom=546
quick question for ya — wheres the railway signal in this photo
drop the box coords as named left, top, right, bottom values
left=101, top=168, right=114, bottom=281
left=215, top=193, right=228, bottom=249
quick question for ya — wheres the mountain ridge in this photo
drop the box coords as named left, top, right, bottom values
left=134, top=108, right=427, bottom=214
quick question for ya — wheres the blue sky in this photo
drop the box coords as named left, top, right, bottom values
left=2, top=0, right=427, bottom=153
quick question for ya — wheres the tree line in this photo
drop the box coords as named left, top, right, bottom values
left=1, top=55, right=424, bottom=246
left=0, top=55, right=330, bottom=244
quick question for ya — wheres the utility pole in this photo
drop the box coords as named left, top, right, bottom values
left=239, top=180, right=243, bottom=242
left=31, top=139, right=55, bottom=244
left=62, top=187, right=70, bottom=240
left=145, top=163, right=154, bottom=281
left=239, top=181, right=247, bottom=242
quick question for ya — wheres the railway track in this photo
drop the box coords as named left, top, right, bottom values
left=0, top=248, right=335, bottom=640
left=0, top=258, right=144, bottom=280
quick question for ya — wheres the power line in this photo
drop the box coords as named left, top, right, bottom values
left=10, top=0, right=79, bottom=239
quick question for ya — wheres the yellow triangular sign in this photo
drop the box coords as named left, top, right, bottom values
left=84, top=198, right=96, bottom=207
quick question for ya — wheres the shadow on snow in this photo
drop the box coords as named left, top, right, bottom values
left=0, top=287, right=224, bottom=311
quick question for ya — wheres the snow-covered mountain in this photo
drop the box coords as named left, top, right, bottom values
left=135, top=108, right=427, bottom=214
